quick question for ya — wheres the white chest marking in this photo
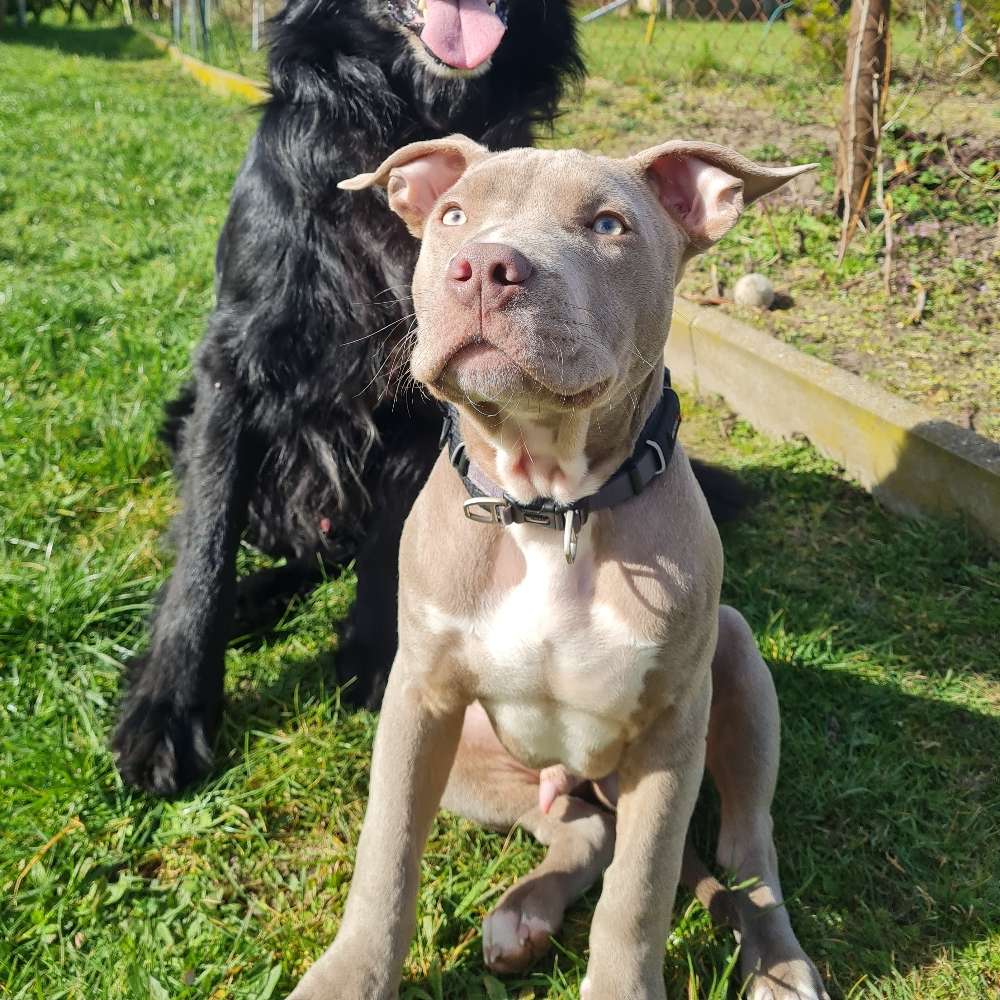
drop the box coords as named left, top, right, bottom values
left=423, top=524, right=659, bottom=776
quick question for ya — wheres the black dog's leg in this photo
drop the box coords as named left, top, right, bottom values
left=232, top=556, right=330, bottom=637
left=337, top=418, right=441, bottom=709
left=113, top=377, right=256, bottom=796
left=335, top=503, right=407, bottom=709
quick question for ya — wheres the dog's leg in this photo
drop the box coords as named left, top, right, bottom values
left=485, top=798, right=615, bottom=975
left=232, top=556, right=329, bottom=636
left=289, top=661, right=465, bottom=1000
left=337, top=418, right=440, bottom=709
left=705, top=606, right=829, bottom=1000
left=583, top=676, right=712, bottom=1000
left=441, top=703, right=615, bottom=975
left=113, top=377, right=256, bottom=796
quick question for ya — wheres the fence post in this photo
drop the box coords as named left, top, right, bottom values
left=197, top=0, right=209, bottom=54
left=251, top=0, right=261, bottom=50
left=17, top=0, right=26, bottom=27
left=173, top=0, right=181, bottom=40
left=835, top=0, right=891, bottom=261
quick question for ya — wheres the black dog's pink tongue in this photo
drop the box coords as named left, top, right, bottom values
left=421, top=0, right=506, bottom=70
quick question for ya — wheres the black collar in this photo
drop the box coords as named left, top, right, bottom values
left=440, top=371, right=681, bottom=563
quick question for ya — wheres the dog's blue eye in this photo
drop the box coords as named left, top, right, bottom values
left=591, top=213, right=625, bottom=236
left=442, top=207, right=466, bottom=227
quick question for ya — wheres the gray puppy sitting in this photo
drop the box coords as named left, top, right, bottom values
left=289, top=135, right=825, bottom=1000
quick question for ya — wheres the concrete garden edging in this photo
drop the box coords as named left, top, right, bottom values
left=666, top=298, right=1000, bottom=545
left=136, top=26, right=268, bottom=103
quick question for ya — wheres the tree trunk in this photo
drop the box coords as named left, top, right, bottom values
left=835, top=0, right=891, bottom=261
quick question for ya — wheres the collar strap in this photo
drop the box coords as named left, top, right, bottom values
left=439, top=371, right=681, bottom=563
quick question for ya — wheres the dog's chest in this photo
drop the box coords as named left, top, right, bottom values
left=425, top=526, right=663, bottom=777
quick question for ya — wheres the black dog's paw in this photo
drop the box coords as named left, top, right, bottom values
left=112, top=668, right=218, bottom=796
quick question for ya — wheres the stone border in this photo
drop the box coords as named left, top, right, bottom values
left=136, top=26, right=268, bottom=103
left=666, top=298, right=1000, bottom=545
left=132, top=26, right=1000, bottom=545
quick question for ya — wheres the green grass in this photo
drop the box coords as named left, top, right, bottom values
left=2, top=18, right=1000, bottom=1000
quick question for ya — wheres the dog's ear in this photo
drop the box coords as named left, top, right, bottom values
left=631, top=141, right=817, bottom=250
left=338, top=135, right=488, bottom=237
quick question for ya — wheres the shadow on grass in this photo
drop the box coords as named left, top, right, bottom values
left=216, top=448, right=997, bottom=998
left=2, top=22, right=162, bottom=60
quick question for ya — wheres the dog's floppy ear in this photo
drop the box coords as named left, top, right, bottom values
left=631, top=141, right=817, bottom=251
left=338, top=135, right=488, bottom=237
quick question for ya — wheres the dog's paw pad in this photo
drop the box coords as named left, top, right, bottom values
left=482, top=885, right=562, bottom=974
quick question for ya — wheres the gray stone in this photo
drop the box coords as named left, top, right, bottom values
left=733, top=272, right=775, bottom=309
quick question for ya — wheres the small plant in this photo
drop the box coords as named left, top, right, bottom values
left=686, top=39, right=723, bottom=83
left=789, top=0, right=849, bottom=78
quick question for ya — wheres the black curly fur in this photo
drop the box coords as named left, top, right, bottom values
left=113, top=0, right=583, bottom=796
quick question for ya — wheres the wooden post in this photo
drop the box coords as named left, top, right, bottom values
left=251, top=0, right=261, bottom=50
left=835, top=0, right=891, bottom=261
left=172, top=0, right=181, bottom=40
left=197, top=0, right=208, bottom=54
left=198, top=0, right=209, bottom=60
left=17, top=0, right=26, bottom=26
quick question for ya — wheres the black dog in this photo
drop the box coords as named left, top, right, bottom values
left=114, top=0, right=749, bottom=798
left=113, top=0, right=583, bottom=796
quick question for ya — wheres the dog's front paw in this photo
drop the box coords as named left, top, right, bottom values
left=112, top=658, right=218, bottom=796
left=745, top=956, right=830, bottom=1000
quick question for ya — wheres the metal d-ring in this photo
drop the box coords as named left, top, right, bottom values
left=563, top=510, right=580, bottom=564
left=646, top=439, right=666, bottom=476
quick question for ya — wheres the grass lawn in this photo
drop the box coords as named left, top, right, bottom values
left=2, top=18, right=1000, bottom=1000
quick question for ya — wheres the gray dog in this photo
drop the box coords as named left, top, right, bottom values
left=289, top=136, right=827, bottom=1000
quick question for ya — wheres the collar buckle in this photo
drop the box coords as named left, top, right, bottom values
left=463, top=496, right=511, bottom=525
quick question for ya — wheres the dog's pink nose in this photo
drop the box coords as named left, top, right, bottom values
left=447, top=243, right=533, bottom=309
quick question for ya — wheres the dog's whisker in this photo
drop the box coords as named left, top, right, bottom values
left=343, top=312, right=417, bottom=347
left=378, top=333, right=418, bottom=406
left=355, top=332, right=413, bottom=400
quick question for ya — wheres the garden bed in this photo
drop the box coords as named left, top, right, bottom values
left=547, top=17, right=1000, bottom=440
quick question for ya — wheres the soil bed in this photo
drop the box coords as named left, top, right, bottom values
left=547, top=18, right=1000, bottom=439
